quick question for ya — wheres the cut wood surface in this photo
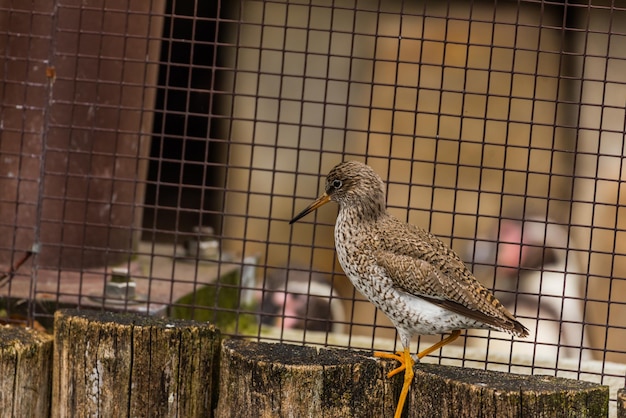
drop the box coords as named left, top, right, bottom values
left=409, top=362, right=609, bottom=418
left=216, top=338, right=398, bottom=417
left=52, top=309, right=220, bottom=418
left=45, top=310, right=610, bottom=417
left=0, top=325, right=53, bottom=418
left=217, top=339, right=609, bottom=418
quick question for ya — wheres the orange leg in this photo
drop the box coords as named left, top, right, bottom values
left=375, top=347, right=413, bottom=418
left=374, top=330, right=461, bottom=418
left=417, top=329, right=461, bottom=359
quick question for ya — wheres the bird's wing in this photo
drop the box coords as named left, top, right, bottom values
left=373, top=247, right=527, bottom=336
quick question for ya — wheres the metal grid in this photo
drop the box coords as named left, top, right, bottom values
left=1, top=0, right=626, bottom=411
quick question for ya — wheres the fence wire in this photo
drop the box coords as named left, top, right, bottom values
left=1, top=0, right=625, bottom=412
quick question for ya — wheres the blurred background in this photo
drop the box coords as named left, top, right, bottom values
left=1, top=0, right=625, bottom=412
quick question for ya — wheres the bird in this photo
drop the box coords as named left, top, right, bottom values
left=289, top=160, right=529, bottom=418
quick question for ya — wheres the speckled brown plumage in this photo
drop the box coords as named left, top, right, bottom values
left=291, top=160, right=528, bottom=339
left=290, top=160, right=528, bottom=418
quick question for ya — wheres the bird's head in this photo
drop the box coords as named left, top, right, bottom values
left=289, top=160, right=386, bottom=224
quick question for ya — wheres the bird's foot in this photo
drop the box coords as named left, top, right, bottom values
left=375, top=348, right=414, bottom=418
left=374, top=350, right=407, bottom=378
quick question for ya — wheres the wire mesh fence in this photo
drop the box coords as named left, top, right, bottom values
left=1, top=0, right=626, bottom=413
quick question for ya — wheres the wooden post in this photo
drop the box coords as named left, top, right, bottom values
left=0, top=325, right=53, bottom=417
left=618, top=387, right=626, bottom=418
left=52, top=309, right=220, bottom=418
left=216, top=339, right=398, bottom=417
left=217, top=339, right=609, bottom=418
left=408, top=363, right=609, bottom=417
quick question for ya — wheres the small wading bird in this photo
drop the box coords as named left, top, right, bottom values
left=290, top=160, right=528, bottom=418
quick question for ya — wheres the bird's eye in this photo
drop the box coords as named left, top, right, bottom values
left=332, top=179, right=342, bottom=189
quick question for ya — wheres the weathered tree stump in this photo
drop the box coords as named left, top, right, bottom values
left=216, top=339, right=398, bottom=417
left=0, top=325, right=53, bottom=417
left=618, top=387, right=626, bottom=418
left=52, top=309, right=220, bottom=418
left=407, top=363, right=608, bottom=417
left=217, top=339, right=609, bottom=418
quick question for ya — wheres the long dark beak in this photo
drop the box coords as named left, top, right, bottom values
left=289, top=193, right=331, bottom=224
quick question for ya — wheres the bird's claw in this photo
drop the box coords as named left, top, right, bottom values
left=374, top=348, right=415, bottom=418
left=373, top=350, right=404, bottom=362
left=374, top=350, right=415, bottom=378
